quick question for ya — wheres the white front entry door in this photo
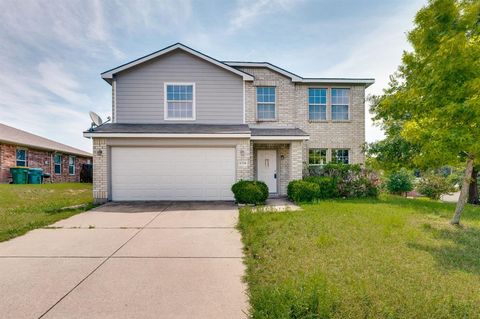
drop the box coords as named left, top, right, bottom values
left=257, top=150, right=277, bottom=193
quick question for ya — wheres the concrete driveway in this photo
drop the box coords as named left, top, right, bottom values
left=0, top=202, right=248, bottom=319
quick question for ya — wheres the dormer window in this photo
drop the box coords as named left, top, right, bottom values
left=164, top=83, right=195, bottom=120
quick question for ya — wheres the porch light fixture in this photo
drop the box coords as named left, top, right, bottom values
left=280, top=155, right=285, bottom=160
left=96, top=149, right=103, bottom=156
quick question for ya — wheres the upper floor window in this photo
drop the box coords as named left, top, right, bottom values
left=165, top=83, right=195, bottom=120
left=332, top=149, right=349, bottom=164
left=309, top=148, right=327, bottom=166
left=331, top=88, right=350, bottom=121
left=68, top=156, right=75, bottom=175
left=16, top=149, right=27, bottom=167
left=309, top=88, right=327, bottom=121
left=54, top=154, right=62, bottom=174
left=256, top=87, right=276, bottom=120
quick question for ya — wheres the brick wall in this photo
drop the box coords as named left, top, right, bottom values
left=92, top=138, right=108, bottom=203
left=239, top=67, right=366, bottom=166
left=0, top=142, right=91, bottom=183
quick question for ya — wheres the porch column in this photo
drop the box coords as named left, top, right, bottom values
left=289, top=141, right=303, bottom=181
left=92, top=138, right=108, bottom=204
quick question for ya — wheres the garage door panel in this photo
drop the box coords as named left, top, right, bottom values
left=111, top=147, right=236, bottom=201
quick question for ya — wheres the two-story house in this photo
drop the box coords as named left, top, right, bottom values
left=85, top=43, right=374, bottom=203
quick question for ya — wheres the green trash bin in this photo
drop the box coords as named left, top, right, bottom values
left=28, top=168, right=44, bottom=184
left=10, top=167, right=29, bottom=184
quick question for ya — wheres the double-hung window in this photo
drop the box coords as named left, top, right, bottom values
left=68, top=156, right=75, bottom=175
left=16, top=149, right=27, bottom=167
left=309, top=149, right=327, bottom=166
left=331, top=88, right=350, bottom=120
left=332, top=149, right=349, bottom=164
left=256, top=87, right=276, bottom=120
left=309, top=88, right=327, bottom=121
left=54, top=154, right=62, bottom=174
left=165, top=83, right=195, bottom=120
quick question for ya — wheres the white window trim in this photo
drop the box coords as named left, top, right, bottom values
left=68, top=156, right=76, bottom=176
left=308, top=88, right=328, bottom=121
left=256, top=86, right=277, bottom=121
left=16, top=148, right=28, bottom=167
left=308, top=148, right=328, bottom=166
left=164, top=82, right=196, bottom=121
left=331, top=88, right=351, bottom=121
left=54, top=153, right=62, bottom=175
left=332, top=149, right=350, bottom=164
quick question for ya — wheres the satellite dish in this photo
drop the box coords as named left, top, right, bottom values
left=89, top=111, right=103, bottom=127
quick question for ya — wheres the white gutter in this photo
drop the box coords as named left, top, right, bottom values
left=250, top=135, right=309, bottom=141
left=83, top=132, right=252, bottom=138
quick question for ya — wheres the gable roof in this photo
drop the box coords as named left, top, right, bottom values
left=224, top=61, right=375, bottom=87
left=101, top=43, right=254, bottom=83
left=0, top=123, right=92, bottom=157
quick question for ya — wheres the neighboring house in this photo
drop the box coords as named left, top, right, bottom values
left=0, top=123, right=92, bottom=183
left=85, top=43, right=374, bottom=203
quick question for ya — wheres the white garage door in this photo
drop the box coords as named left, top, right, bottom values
left=111, top=147, right=236, bottom=201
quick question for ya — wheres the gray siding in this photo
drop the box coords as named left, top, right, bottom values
left=115, top=50, right=244, bottom=124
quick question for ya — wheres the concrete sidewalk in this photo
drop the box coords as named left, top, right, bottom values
left=0, top=201, right=248, bottom=318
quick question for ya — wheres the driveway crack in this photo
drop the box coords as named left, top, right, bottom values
left=37, top=201, right=173, bottom=319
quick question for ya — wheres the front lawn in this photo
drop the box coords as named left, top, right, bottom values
left=238, top=196, right=480, bottom=318
left=0, top=183, right=93, bottom=242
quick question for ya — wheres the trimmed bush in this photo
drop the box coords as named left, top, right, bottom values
left=231, top=180, right=269, bottom=205
left=303, top=176, right=339, bottom=199
left=385, top=169, right=414, bottom=195
left=416, top=174, right=455, bottom=200
left=287, top=180, right=320, bottom=203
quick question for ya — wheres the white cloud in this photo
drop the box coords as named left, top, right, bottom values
left=37, top=62, right=92, bottom=106
left=229, top=0, right=300, bottom=33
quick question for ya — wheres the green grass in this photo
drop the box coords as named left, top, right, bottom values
left=238, top=195, right=480, bottom=319
left=0, top=183, right=93, bottom=242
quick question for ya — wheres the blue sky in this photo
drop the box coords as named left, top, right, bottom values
left=0, top=0, right=426, bottom=152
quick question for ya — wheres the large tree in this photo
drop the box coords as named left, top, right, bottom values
left=371, top=0, right=480, bottom=224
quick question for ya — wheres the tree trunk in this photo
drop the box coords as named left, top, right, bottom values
left=451, top=156, right=475, bottom=225
left=467, top=167, right=479, bottom=204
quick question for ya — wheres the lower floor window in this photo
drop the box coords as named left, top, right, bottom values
left=332, top=149, right=349, bottom=164
left=309, top=148, right=327, bottom=165
left=68, top=156, right=75, bottom=175
left=16, top=149, right=27, bottom=167
left=54, top=154, right=62, bottom=174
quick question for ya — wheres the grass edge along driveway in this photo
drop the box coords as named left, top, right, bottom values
left=0, top=183, right=93, bottom=242
left=238, top=195, right=480, bottom=319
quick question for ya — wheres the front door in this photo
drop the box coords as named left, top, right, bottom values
left=257, top=150, right=277, bottom=193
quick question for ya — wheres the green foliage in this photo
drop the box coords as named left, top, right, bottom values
left=231, top=180, right=269, bottom=205
left=385, top=169, right=414, bottom=194
left=304, top=176, right=339, bottom=199
left=370, top=0, right=480, bottom=168
left=344, top=177, right=380, bottom=198
left=287, top=180, right=320, bottom=203
left=417, top=174, right=456, bottom=200
left=306, top=163, right=379, bottom=199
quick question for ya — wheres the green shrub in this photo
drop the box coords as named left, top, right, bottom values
left=287, top=180, right=320, bottom=203
left=231, top=180, right=269, bottom=205
left=346, top=177, right=379, bottom=198
left=416, top=174, right=455, bottom=200
left=304, top=176, right=339, bottom=199
left=386, top=169, right=414, bottom=195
